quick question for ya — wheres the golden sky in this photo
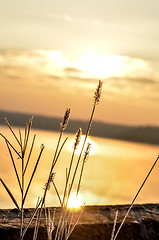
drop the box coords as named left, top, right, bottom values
left=0, top=0, right=159, bottom=126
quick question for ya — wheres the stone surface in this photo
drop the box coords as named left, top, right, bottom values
left=0, top=204, right=159, bottom=239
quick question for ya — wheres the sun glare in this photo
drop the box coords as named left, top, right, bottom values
left=67, top=192, right=84, bottom=209
left=74, top=52, right=124, bottom=78
left=74, top=52, right=148, bottom=78
left=70, top=136, right=96, bottom=156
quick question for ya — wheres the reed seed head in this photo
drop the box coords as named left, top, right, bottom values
left=49, top=172, right=55, bottom=183
left=29, top=116, right=33, bottom=127
left=94, top=80, right=103, bottom=104
left=46, top=172, right=56, bottom=190
left=4, top=117, right=9, bottom=125
left=61, top=108, right=71, bottom=130
left=74, top=128, right=82, bottom=150
left=40, top=144, right=45, bottom=150
left=83, top=143, right=91, bottom=162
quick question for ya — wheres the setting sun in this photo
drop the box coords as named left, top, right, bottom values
left=74, top=52, right=123, bottom=78
left=67, top=192, right=84, bottom=209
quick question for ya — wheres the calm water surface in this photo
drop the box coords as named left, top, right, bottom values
left=0, top=125, right=159, bottom=209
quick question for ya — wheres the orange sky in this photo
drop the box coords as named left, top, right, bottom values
left=0, top=1, right=159, bottom=126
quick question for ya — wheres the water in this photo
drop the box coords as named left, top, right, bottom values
left=0, top=125, right=159, bottom=209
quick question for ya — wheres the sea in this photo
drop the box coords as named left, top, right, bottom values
left=0, top=125, right=159, bottom=209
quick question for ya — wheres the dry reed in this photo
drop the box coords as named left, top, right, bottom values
left=0, top=81, right=104, bottom=240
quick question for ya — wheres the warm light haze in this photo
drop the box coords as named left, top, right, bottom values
left=0, top=0, right=159, bottom=126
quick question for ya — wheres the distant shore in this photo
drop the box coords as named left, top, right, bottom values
left=0, top=204, right=159, bottom=240
left=1, top=110, right=159, bottom=145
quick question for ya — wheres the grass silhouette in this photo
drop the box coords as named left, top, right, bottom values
left=0, top=80, right=103, bottom=240
left=1, top=79, right=158, bottom=240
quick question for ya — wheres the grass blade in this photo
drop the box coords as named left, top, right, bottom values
left=21, top=199, right=42, bottom=240
left=23, top=134, right=36, bottom=176
left=110, top=210, right=118, bottom=240
left=66, top=204, right=85, bottom=240
left=4, top=118, right=21, bottom=147
left=0, top=133, right=22, bottom=159
left=5, top=140, right=22, bottom=193
left=52, top=180, right=62, bottom=207
left=113, top=155, right=159, bottom=240
left=23, top=117, right=33, bottom=157
left=0, top=178, right=20, bottom=211
left=22, top=144, right=45, bottom=205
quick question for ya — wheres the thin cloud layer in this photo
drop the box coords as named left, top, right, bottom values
left=0, top=49, right=159, bottom=99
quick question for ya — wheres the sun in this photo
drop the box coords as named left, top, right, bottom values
left=74, top=52, right=125, bottom=78
left=67, top=192, right=84, bottom=210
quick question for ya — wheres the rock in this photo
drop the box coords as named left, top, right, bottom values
left=0, top=204, right=159, bottom=239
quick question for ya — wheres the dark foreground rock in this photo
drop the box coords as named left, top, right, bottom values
left=0, top=204, right=159, bottom=240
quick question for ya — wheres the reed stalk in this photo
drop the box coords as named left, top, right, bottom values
left=34, top=108, right=70, bottom=239
left=113, top=155, right=159, bottom=240
left=22, top=144, right=45, bottom=205
left=1, top=81, right=103, bottom=240
left=56, top=81, right=102, bottom=240
left=67, top=80, right=102, bottom=205
left=0, top=178, right=20, bottom=210
left=110, top=210, right=118, bottom=240
left=0, top=133, right=22, bottom=159
left=76, top=142, right=91, bottom=196
left=21, top=198, right=42, bottom=240
left=5, top=118, right=21, bottom=147
left=62, top=128, right=82, bottom=207
left=5, top=140, right=22, bottom=193
left=23, top=134, right=36, bottom=176
left=0, top=117, right=45, bottom=240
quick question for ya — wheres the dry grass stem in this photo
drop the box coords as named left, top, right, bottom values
left=76, top=143, right=91, bottom=196
left=35, top=109, right=70, bottom=238
left=62, top=128, right=82, bottom=207
left=113, top=155, right=159, bottom=240
left=21, top=198, right=42, bottom=240
left=5, top=118, right=21, bottom=147
left=52, top=180, right=63, bottom=207
left=5, top=140, right=22, bottom=193
left=0, top=178, right=20, bottom=210
left=65, top=205, right=85, bottom=240
left=110, top=210, right=118, bottom=240
left=22, top=144, right=45, bottom=205
left=33, top=208, right=40, bottom=240
left=0, top=133, right=22, bottom=159
left=23, top=134, right=36, bottom=176
left=0, top=81, right=103, bottom=240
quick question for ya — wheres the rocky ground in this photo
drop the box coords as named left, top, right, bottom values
left=0, top=204, right=159, bottom=240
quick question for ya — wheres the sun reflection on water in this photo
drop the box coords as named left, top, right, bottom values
left=70, top=135, right=96, bottom=156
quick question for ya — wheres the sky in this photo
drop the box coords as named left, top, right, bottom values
left=0, top=0, right=159, bottom=126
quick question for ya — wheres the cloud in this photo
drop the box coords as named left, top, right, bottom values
left=108, top=76, right=158, bottom=85
left=73, top=53, right=154, bottom=79
left=64, top=67, right=83, bottom=73
left=46, top=13, right=103, bottom=27
left=104, top=75, right=159, bottom=100
left=69, top=76, right=100, bottom=83
left=0, top=49, right=159, bottom=101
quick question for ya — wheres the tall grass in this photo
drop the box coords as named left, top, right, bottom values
left=0, top=117, right=45, bottom=239
left=1, top=79, right=158, bottom=240
left=0, top=80, right=103, bottom=240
